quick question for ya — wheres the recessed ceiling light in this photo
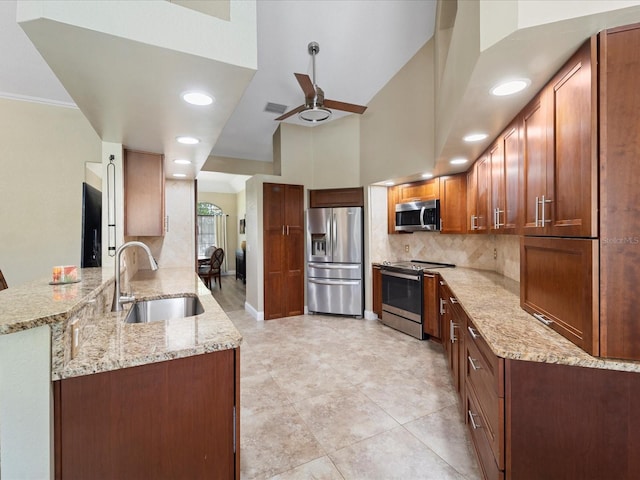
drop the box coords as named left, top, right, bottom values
left=422, top=173, right=433, bottom=178
left=450, top=157, right=468, bottom=165
left=463, top=133, right=488, bottom=142
left=384, top=181, right=394, bottom=186
left=176, top=136, right=199, bottom=145
left=182, top=92, right=214, bottom=106
left=174, top=159, right=192, bottom=165
left=173, top=173, right=187, bottom=178
left=491, top=79, right=530, bottom=96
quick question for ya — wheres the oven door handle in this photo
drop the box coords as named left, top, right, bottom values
left=381, top=270, right=421, bottom=281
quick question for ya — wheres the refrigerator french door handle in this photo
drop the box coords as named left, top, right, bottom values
left=308, top=263, right=360, bottom=269
left=332, top=213, right=337, bottom=257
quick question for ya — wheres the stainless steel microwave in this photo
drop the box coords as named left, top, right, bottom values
left=395, top=199, right=441, bottom=232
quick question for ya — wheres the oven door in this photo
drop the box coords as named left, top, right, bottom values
left=381, top=269, right=423, bottom=322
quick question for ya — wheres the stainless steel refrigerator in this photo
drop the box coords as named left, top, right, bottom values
left=306, top=206, right=363, bottom=317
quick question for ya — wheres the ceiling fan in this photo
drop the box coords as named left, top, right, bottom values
left=275, top=41, right=368, bottom=123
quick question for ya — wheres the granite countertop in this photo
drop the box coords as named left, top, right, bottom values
left=0, top=267, right=242, bottom=380
left=437, top=267, right=640, bottom=373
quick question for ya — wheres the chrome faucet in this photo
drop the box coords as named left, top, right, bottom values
left=111, top=241, right=158, bottom=312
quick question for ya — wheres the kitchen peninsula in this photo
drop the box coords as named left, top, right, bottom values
left=0, top=267, right=242, bottom=479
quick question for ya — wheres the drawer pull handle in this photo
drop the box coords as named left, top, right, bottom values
left=468, top=410, right=482, bottom=429
left=533, top=313, right=553, bottom=326
left=449, top=296, right=458, bottom=304
left=468, top=356, right=481, bottom=370
left=467, top=326, right=480, bottom=339
left=439, top=280, right=445, bottom=286
left=450, top=320, right=458, bottom=343
left=424, top=273, right=435, bottom=278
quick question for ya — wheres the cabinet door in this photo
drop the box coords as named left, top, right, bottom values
left=263, top=183, right=304, bottom=320
left=520, top=236, right=599, bottom=355
left=440, top=174, right=467, bottom=234
left=387, top=185, right=399, bottom=234
left=466, top=164, right=477, bottom=233
left=475, top=155, right=490, bottom=232
left=284, top=184, right=305, bottom=317
left=264, top=183, right=286, bottom=320
left=548, top=38, right=597, bottom=237
left=423, top=273, right=440, bottom=338
left=599, top=25, right=640, bottom=360
left=398, top=177, right=440, bottom=202
left=372, top=266, right=382, bottom=318
left=489, top=141, right=505, bottom=233
left=521, top=92, right=550, bottom=234
left=124, top=150, right=165, bottom=236
left=502, top=122, right=521, bottom=232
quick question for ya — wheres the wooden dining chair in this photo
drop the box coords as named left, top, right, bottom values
left=198, top=248, right=224, bottom=290
left=0, top=269, right=8, bottom=291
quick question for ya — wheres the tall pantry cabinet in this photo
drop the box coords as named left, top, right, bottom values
left=599, top=24, right=640, bottom=359
left=263, top=183, right=304, bottom=320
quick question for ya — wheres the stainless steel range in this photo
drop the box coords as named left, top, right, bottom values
left=380, top=260, right=455, bottom=339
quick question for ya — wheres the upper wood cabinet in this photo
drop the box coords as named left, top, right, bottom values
left=467, top=154, right=490, bottom=233
left=521, top=39, right=597, bottom=237
left=397, top=177, right=440, bottom=203
left=520, top=236, right=599, bottom=355
left=124, top=149, right=165, bottom=236
left=489, top=120, right=520, bottom=234
left=263, top=183, right=304, bottom=320
left=440, top=174, right=467, bottom=234
left=309, top=187, right=364, bottom=208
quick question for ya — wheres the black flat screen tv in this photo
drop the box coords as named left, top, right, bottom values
left=81, top=182, right=102, bottom=267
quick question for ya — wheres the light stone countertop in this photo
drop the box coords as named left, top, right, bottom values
left=0, top=267, right=242, bottom=380
left=437, top=267, right=640, bottom=373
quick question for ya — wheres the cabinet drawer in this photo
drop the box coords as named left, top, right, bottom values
left=465, top=319, right=504, bottom=397
left=466, top=339, right=505, bottom=469
left=466, top=388, right=505, bottom=480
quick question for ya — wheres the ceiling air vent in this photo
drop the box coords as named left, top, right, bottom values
left=264, top=102, right=288, bottom=115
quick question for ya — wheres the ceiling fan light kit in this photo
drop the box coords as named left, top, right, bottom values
left=275, top=41, right=367, bottom=122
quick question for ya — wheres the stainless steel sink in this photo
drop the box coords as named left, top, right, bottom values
left=124, top=296, right=204, bottom=324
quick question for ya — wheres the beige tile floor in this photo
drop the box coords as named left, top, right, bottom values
left=227, top=310, right=482, bottom=480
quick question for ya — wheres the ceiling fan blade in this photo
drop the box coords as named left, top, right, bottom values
left=274, top=104, right=306, bottom=121
left=294, top=73, right=315, bottom=98
left=324, top=99, right=367, bottom=114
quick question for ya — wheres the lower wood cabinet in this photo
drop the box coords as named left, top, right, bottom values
left=440, top=281, right=465, bottom=396
left=372, top=265, right=382, bottom=318
left=423, top=272, right=440, bottom=338
left=465, top=318, right=505, bottom=477
left=54, top=350, right=240, bottom=480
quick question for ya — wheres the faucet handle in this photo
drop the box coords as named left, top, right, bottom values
left=119, top=294, right=136, bottom=305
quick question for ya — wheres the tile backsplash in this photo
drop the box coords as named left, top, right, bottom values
left=369, top=185, right=520, bottom=282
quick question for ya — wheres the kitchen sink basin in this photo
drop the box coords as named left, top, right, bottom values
left=124, top=296, right=204, bottom=324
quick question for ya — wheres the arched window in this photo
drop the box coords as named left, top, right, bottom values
left=197, top=203, right=226, bottom=260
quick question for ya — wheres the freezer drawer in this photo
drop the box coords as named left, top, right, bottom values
left=308, top=278, right=363, bottom=316
left=307, top=262, right=362, bottom=280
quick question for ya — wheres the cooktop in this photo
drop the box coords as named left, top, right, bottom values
left=381, top=259, right=456, bottom=272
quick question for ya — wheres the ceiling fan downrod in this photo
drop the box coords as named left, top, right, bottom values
left=308, top=41, right=320, bottom=86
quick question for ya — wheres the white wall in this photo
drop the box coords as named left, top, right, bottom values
left=0, top=97, right=101, bottom=287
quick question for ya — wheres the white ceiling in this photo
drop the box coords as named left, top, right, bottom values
left=6, top=1, right=640, bottom=193
left=0, top=0, right=436, bottom=192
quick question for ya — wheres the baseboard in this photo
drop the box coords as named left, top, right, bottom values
left=244, top=301, right=263, bottom=321
left=364, top=310, right=379, bottom=321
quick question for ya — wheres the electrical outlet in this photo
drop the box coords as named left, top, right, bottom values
left=404, top=244, right=410, bottom=253
left=493, top=248, right=497, bottom=260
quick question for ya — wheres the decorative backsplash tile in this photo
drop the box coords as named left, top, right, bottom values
left=368, top=186, right=520, bottom=282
